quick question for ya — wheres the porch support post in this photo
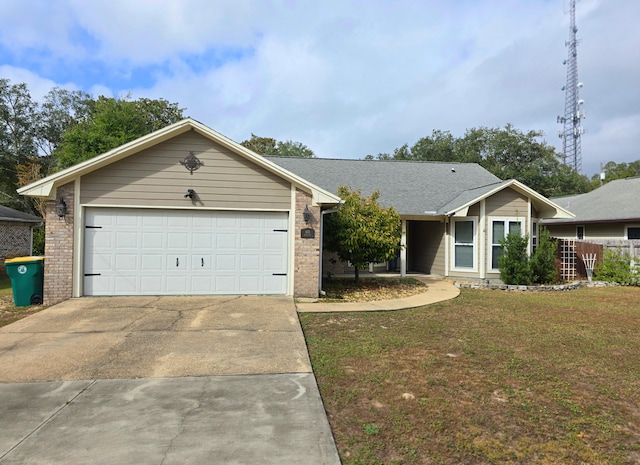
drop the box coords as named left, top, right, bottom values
left=400, top=219, right=407, bottom=277
left=479, top=199, right=486, bottom=280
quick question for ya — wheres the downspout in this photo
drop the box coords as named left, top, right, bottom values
left=319, top=206, right=340, bottom=294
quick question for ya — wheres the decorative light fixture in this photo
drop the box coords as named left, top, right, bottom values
left=56, top=198, right=67, bottom=218
left=303, top=204, right=312, bottom=224
left=184, top=189, right=196, bottom=199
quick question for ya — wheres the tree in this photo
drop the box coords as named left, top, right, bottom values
left=275, top=140, right=314, bottom=158
left=592, top=160, right=640, bottom=185
left=240, top=134, right=278, bottom=155
left=0, top=79, right=39, bottom=210
left=498, top=232, right=531, bottom=285
left=370, top=124, right=593, bottom=197
left=529, top=227, right=559, bottom=284
left=54, top=96, right=185, bottom=169
left=240, top=134, right=314, bottom=158
left=323, top=187, right=401, bottom=284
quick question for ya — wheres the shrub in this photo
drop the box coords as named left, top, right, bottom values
left=594, top=248, right=639, bottom=285
left=529, top=227, right=559, bottom=284
left=499, top=233, right=531, bottom=285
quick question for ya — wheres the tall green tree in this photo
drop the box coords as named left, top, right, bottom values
left=369, top=125, right=592, bottom=197
left=240, top=134, right=314, bottom=158
left=0, top=79, right=39, bottom=210
left=54, top=96, right=185, bottom=169
left=592, top=160, right=640, bottom=185
left=324, top=187, right=401, bottom=284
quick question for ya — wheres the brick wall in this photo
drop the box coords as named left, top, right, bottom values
left=44, top=182, right=75, bottom=304
left=0, top=222, right=34, bottom=271
left=294, top=189, right=320, bottom=297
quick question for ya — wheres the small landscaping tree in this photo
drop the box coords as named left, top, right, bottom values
left=324, top=186, right=401, bottom=284
left=594, top=248, right=639, bottom=285
left=499, top=232, right=530, bottom=285
left=529, top=227, right=559, bottom=284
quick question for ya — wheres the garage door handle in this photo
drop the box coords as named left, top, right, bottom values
left=272, top=273, right=287, bottom=276
left=201, top=258, right=204, bottom=267
left=176, top=258, right=179, bottom=267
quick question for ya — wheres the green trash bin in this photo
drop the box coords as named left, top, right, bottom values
left=4, top=256, right=45, bottom=306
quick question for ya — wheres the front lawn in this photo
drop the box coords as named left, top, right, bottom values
left=0, top=273, right=45, bottom=327
left=300, top=287, right=640, bottom=464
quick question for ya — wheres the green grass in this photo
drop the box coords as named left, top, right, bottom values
left=300, top=286, right=640, bottom=464
left=0, top=271, right=45, bottom=326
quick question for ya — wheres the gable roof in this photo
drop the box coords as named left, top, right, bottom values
left=545, top=176, right=640, bottom=224
left=0, top=205, right=42, bottom=223
left=266, top=157, right=573, bottom=219
left=17, top=118, right=341, bottom=206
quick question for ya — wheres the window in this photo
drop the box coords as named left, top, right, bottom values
left=576, top=225, right=585, bottom=240
left=627, top=226, right=640, bottom=240
left=491, top=218, right=525, bottom=270
left=452, top=219, right=476, bottom=270
left=531, top=221, right=538, bottom=254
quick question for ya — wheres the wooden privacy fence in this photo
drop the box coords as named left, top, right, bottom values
left=555, top=239, right=640, bottom=281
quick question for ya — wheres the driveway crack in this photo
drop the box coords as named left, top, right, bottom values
left=0, top=380, right=97, bottom=462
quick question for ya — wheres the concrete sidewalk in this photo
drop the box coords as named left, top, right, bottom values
left=296, top=275, right=460, bottom=313
left=0, top=374, right=338, bottom=465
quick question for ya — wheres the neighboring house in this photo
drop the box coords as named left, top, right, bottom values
left=267, top=157, right=573, bottom=282
left=0, top=206, right=42, bottom=271
left=18, top=119, right=573, bottom=305
left=543, top=176, right=640, bottom=242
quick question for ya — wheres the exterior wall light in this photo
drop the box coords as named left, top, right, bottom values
left=303, top=204, right=312, bottom=224
left=56, top=198, right=67, bottom=218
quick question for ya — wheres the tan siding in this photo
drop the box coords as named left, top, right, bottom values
left=584, top=223, right=625, bottom=240
left=432, top=225, right=446, bottom=275
left=407, top=221, right=445, bottom=273
left=485, top=189, right=528, bottom=217
left=467, top=203, right=480, bottom=216
left=545, top=224, right=578, bottom=239
left=80, top=130, right=291, bottom=209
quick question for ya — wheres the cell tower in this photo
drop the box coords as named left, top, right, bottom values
left=557, top=0, right=585, bottom=172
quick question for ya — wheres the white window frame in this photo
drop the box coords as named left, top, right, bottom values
left=489, top=217, right=526, bottom=272
left=625, top=224, right=640, bottom=240
left=531, top=221, right=538, bottom=254
left=451, top=217, right=478, bottom=272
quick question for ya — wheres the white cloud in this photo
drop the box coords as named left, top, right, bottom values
left=1, top=0, right=638, bottom=176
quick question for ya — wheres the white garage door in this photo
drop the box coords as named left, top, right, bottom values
left=84, top=208, right=289, bottom=296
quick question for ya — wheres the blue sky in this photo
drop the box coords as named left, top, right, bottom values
left=1, top=0, right=638, bottom=177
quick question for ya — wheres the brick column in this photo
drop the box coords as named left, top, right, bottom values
left=43, top=181, right=75, bottom=304
left=294, top=189, right=320, bottom=297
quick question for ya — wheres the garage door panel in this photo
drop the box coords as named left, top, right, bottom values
left=141, top=254, right=163, bottom=271
left=141, top=232, right=164, bottom=249
left=216, top=233, right=237, bottom=249
left=216, top=255, right=238, bottom=271
left=84, top=209, right=289, bottom=296
left=115, top=276, right=138, bottom=293
left=116, top=232, right=139, bottom=249
left=214, top=276, right=237, bottom=293
left=240, top=234, right=261, bottom=250
left=115, top=254, right=138, bottom=271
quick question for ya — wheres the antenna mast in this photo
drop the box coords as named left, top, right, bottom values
left=557, top=0, right=585, bottom=172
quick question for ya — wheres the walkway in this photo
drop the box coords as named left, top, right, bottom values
left=296, top=275, right=460, bottom=313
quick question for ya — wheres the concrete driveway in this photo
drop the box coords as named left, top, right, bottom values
left=0, top=296, right=340, bottom=464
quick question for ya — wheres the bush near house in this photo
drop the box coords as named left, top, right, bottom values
left=499, top=227, right=559, bottom=285
left=594, top=248, right=639, bottom=286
